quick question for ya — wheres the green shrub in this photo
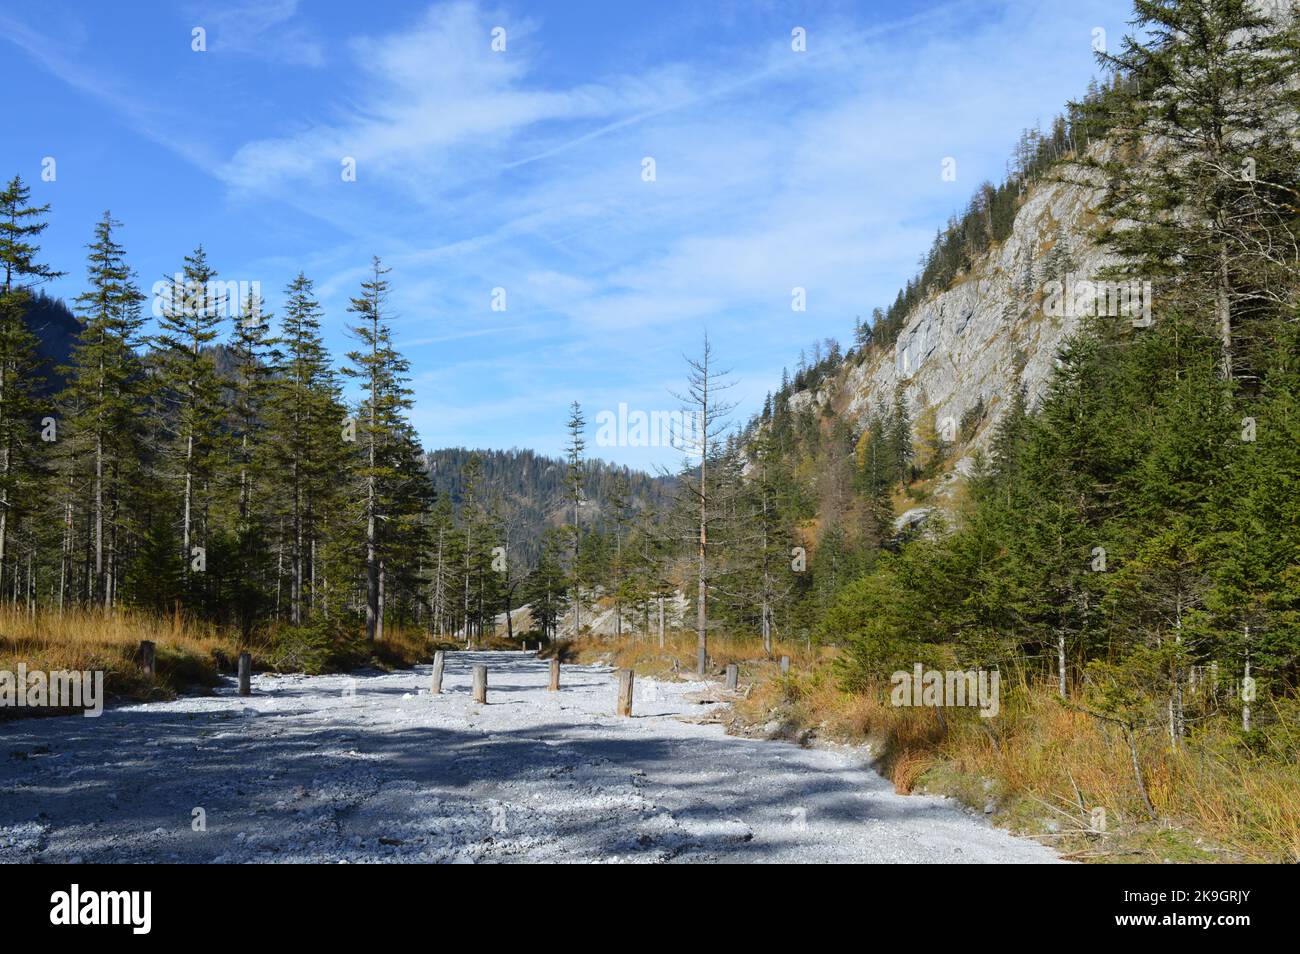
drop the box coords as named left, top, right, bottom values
left=265, top=622, right=337, bottom=674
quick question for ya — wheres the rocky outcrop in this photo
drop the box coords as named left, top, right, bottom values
left=784, top=153, right=1139, bottom=472
left=840, top=160, right=1120, bottom=451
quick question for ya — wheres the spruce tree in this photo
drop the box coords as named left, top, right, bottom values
left=737, top=430, right=793, bottom=654
left=1092, top=0, right=1300, bottom=379
left=0, top=176, right=61, bottom=598
left=62, top=212, right=146, bottom=608
left=152, top=246, right=226, bottom=597
left=265, top=273, right=347, bottom=625
left=527, top=525, right=570, bottom=643
left=343, top=257, right=414, bottom=642
left=223, top=287, right=277, bottom=640
left=887, top=387, right=913, bottom=484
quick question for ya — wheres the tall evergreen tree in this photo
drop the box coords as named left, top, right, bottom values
left=0, top=176, right=61, bottom=598
left=221, top=287, right=277, bottom=640
left=62, top=212, right=146, bottom=608
left=527, top=525, right=570, bottom=643
left=563, top=401, right=585, bottom=635
left=152, top=246, right=226, bottom=597
left=1091, top=0, right=1300, bottom=380
left=343, top=257, right=413, bottom=642
left=265, top=272, right=347, bottom=625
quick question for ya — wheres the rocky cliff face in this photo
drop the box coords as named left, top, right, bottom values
left=793, top=153, right=1131, bottom=474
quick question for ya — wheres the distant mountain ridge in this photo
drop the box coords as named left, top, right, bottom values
left=20, top=297, right=671, bottom=570
left=424, top=447, right=673, bottom=567
left=20, top=290, right=79, bottom=395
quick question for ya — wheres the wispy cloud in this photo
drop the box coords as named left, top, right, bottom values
left=3, top=0, right=1130, bottom=466
left=220, top=2, right=631, bottom=195
left=188, top=0, right=325, bottom=67
left=0, top=8, right=223, bottom=172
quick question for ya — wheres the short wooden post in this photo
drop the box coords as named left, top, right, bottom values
left=548, top=658, right=561, bottom=691
left=138, top=640, right=156, bottom=678
left=725, top=663, right=738, bottom=690
left=238, top=652, right=252, bottom=696
left=430, top=651, right=445, bottom=694
left=472, top=664, right=487, bottom=704
left=780, top=655, right=790, bottom=675
left=616, top=668, right=634, bottom=717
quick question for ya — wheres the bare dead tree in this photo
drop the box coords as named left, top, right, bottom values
left=669, top=335, right=736, bottom=675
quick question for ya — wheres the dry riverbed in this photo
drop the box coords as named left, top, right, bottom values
left=0, top=651, right=1062, bottom=863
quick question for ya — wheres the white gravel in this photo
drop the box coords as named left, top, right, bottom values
left=0, top=651, right=1061, bottom=863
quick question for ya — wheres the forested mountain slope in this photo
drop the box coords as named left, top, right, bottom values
left=766, top=121, right=1124, bottom=500
left=423, top=446, right=672, bottom=568
left=697, top=0, right=1299, bottom=860
left=19, top=290, right=79, bottom=395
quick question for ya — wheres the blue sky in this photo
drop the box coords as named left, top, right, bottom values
left=1, top=0, right=1133, bottom=471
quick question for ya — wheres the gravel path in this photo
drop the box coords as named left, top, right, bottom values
left=0, top=651, right=1061, bottom=863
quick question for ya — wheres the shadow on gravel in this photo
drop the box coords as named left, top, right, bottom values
left=0, top=653, right=1015, bottom=863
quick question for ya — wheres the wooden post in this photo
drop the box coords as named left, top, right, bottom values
left=472, top=664, right=487, bottom=704
left=138, top=640, right=156, bottom=678
left=780, top=655, right=790, bottom=675
left=617, top=668, right=634, bottom=717
left=430, top=650, right=445, bottom=694
left=549, top=658, right=560, bottom=692
left=725, top=663, right=738, bottom=690
left=238, top=652, right=251, bottom=696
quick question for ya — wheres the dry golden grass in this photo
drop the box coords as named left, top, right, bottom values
left=866, top=675, right=1297, bottom=862
left=0, top=606, right=437, bottom=712
left=0, top=604, right=227, bottom=661
left=368, top=623, right=441, bottom=669
left=574, top=629, right=1300, bottom=863
left=891, top=750, right=932, bottom=794
left=0, top=606, right=232, bottom=705
left=570, top=628, right=824, bottom=680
